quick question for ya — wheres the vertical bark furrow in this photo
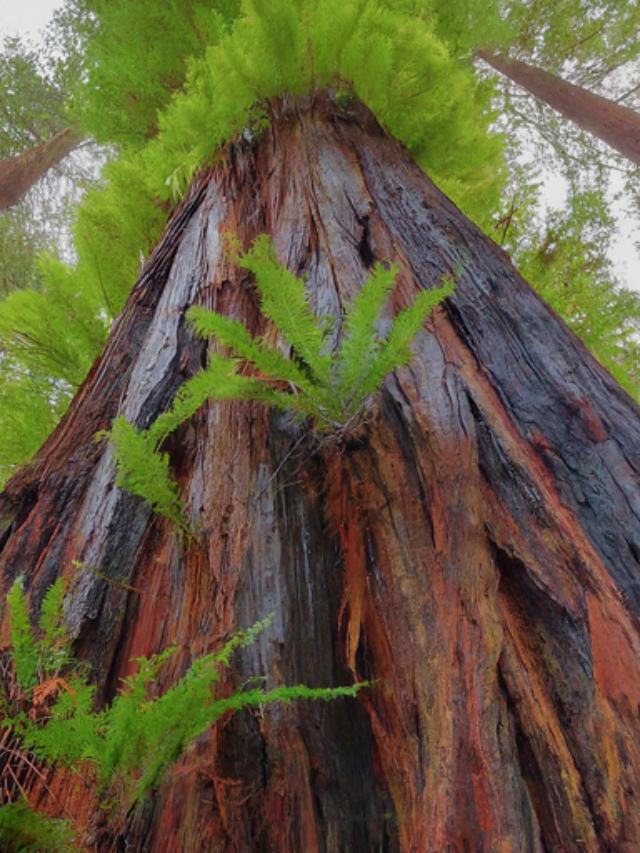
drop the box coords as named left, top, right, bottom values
left=356, top=134, right=640, bottom=624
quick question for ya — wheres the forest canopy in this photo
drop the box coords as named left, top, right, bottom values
left=1, top=0, right=640, bottom=483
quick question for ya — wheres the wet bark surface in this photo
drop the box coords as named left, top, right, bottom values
left=3, top=92, right=640, bottom=851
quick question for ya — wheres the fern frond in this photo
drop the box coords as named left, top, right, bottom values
left=7, top=579, right=39, bottom=693
left=2, top=588, right=365, bottom=841
left=37, top=579, right=72, bottom=679
left=24, top=675, right=100, bottom=767
left=240, top=236, right=334, bottom=384
left=187, top=307, right=314, bottom=392
left=109, top=417, right=184, bottom=527
left=335, top=263, right=399, bottom=406
left=148, top=355, right=257, bottom=447
left=0, top=800, right=80, bottom=853
left=364, top=279, right=454, bottom=396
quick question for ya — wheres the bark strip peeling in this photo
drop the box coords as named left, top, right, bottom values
left=2, top=93, right=640, bottom=851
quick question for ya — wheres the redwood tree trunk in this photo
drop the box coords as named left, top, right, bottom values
left=477, top=50, right=640, bottom=166
left=3, top=93, right=640, bottom=852
left=0, top=125, right=84, bottom=210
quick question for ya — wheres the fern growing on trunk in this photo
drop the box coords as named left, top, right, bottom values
left=0, top=577, right=364, bottom=847
left=108, top=236, right=453, bottom=525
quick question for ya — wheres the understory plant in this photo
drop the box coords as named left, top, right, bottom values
left=0, top=577, right=363, bottom=846
left=107, top=235, right=454, bottom=524
left=0, top=800, right=80, bottom=853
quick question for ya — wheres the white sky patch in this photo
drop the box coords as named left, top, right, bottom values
left=0, top=0, right=61, bottom=38
left=608, top=174, right=640, bottom=292
left=537, top=166, right=640, bottom=293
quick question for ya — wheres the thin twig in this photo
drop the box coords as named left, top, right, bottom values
left=252, top=430, right=310, bottom=506
left=1, top=744, right=72, bottom=818
left=72, top=561, right=143, bottom=594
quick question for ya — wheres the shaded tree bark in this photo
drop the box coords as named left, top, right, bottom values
left=3, top=92, right=640, bottom=851
left=0, top=125, right=85, bottom=210
left=477, top=50, right=640, bottom=166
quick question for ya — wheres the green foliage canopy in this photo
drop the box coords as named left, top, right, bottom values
left=512, top=189, right=640, bottom=398
left=0, top=0, right=505, bottom=485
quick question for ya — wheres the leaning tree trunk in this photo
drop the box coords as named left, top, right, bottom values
left=477, top=50, right=640, bottom=166
left=0, top=125, right=85, bottom=210
left=3, top=92, right=640, bottom=852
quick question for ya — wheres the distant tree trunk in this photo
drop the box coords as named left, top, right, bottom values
left=0, top=125, right=84, bottom=210
left=3, top=91, right=640, bottom=852
left=477, top=50, right=640, bottom=166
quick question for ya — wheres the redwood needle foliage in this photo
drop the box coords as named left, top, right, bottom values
left=107, top=237, right=453, bottom=525
left=77, top=0, right=505, bottom=219
left=0, top=577, right=364, bottom=840
left=4, top=0, right=640, bottom=495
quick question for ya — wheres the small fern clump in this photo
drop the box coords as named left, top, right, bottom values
left=107, top=236, right=453, bottom=523
left=6, top=576, right=73, bottom=695
left=188, top=236, right=453, bottom=430
left=1, top=579, right=364, bottom=826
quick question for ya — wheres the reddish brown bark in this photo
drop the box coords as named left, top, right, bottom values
left=477, top=50, right=640, bottom=166
left=0, top=125, right=84, bottom=210
left=3, top=92, right=640, bottom=851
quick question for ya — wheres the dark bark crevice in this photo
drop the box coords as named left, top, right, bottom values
left=494, top=540, right=627, bottom=849
left=496, top=664, right=552, bottom=852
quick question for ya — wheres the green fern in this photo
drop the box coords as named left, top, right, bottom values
left=7, top=578, right=39, bottom=693
left=188, top=237, right=453, bottom=430
left=147, top=354, right=268, bottom=447
left=239, top=236, right=334, bottom=385
left=37, top=578, right=73, bottom=681
left=105, top=417, right=184, bottom=528
left=359, top=283, right=455, bottom=396
left=108, top=238, right=453, bottom=523
left=3, top=583, right=365, bottom=821
left=335, top=263, right=400, bottom=408
left=6, top=577, right=79, bottom=698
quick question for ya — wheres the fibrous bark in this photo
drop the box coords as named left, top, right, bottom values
left=2, top=92, right=640, bottom=851
left=477, top=50, right=640, bottom=166
left=0, top=125, right=84, bottom=210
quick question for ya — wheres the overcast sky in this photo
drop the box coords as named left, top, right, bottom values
left=0, top=0, right=59, bottom=38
